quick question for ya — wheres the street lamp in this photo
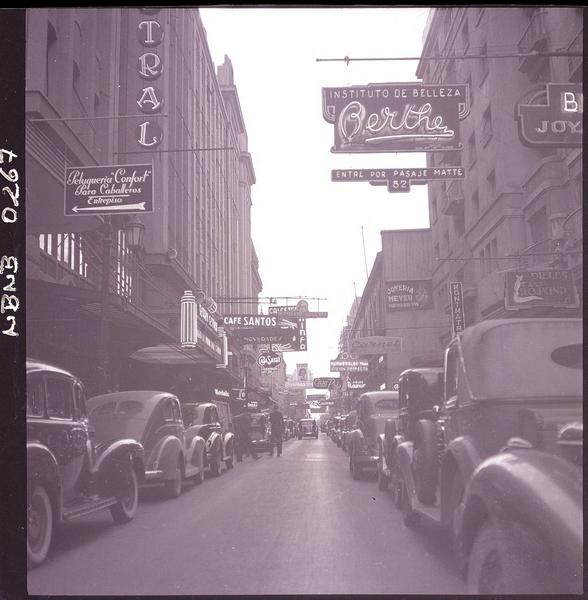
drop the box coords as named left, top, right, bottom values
left=124, top=218, right=145, bottom=252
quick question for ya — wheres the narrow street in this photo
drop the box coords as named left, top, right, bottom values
left=28, top=433, right=466, bottom=596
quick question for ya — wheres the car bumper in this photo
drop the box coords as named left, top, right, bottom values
left=144, top=469, right=165, bottom=482
left=354, top=454, right=379, bottom=469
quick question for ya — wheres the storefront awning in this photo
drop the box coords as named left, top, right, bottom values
left=129, top=343, right=218, bottom=366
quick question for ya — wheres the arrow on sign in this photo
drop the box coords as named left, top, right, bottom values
left=72, top=202, right=147, bottom=213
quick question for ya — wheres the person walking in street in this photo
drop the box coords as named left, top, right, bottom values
left=268, top=404, right=285, bottom=457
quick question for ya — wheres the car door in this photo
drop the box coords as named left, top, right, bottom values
left=44, top=373, right=86, bottom=504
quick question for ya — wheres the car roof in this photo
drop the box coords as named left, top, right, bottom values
left=399, top=366, right=444, bottom=378
left=26, top=358, right=79, bottom=380
left=87, top=391, right=176, bottom=415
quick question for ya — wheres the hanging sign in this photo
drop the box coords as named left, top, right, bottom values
left=350, top=336, right=402, bottom=355
left=517, top=84, right=582, bottom=148
left=504, top=269, right=579, bottom=310
left=233, top=318, right=305, bottom=348
left=385, top=280, right=433, bottom=311
left=268, top=306, right=328, bottom=318
left=330, top=359, right=369, bottom=373
left=258, top=351, right=282, bottom=368
left=331, top=166, right=466, bottom=193
left=313, top=377, right=341, bottom=389
left=348, top=377, right=367, bottom=390
left=449, top=282, right=466, bottom=336
left=136, top=10, right=164, bottom=149
left=65, top=164, right=154, bottom=216
left=322, top=83, right=470, bottom=153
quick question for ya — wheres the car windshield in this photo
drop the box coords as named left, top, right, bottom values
left=465, top=321, right=582, bottom=399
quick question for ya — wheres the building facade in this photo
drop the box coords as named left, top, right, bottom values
left=25, top=8, right=262, bottom=400
left=417, top=6, right=583, bottom=346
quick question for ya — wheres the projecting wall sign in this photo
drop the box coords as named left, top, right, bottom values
left=517, top=83, right=582, bottom=148
left=449, top=281, right=465, bottom=336
left=322, top=83, right=470, bottom=153
left=136, top=8, right=164, bottom=149
left=331, top=166, right=466, bottom=194
left=64, top=164, right=154, bottom=216
left=504, top=269, right=579, bottom=310
left=385, top=280, right=433, bottom=311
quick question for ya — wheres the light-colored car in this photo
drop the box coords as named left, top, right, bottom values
left=297, top=418, right=318, bottom=439
left=88, top=392, right=206, bottom=497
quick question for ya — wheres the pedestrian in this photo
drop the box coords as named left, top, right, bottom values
left=268, top=404, right=284, bottom=457
left=239, top=411, right=260, bottom=460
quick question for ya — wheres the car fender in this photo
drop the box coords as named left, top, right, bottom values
left=222, top=431, right=235, bottom=457
left=148, top=435, right=183, bottom=478
left=186, top=434, right=206, bottom=466
left=348, top=428, right=364, bottom=453
left=396, top=440, right=416, bottom=507
left=459, top=449, right=582, bottom=587
left=205, top=430, right=221, bottom=458
left=94, top=439, right=145, bottom=496
left=27, top=442, right=62, bottom=518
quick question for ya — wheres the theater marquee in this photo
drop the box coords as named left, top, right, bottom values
left=322, top=83, right=470, bottom=153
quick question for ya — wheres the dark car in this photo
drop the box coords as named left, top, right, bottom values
left=347, top=391, right=399, bottom=480
left=87, top=392, right=206, bottom=498
left=249, top=412, right=272, bottom=454
left=377, top=368, right=443, bottom=501
left=27, top=360, right=144, bottom=568
left=297, top=418, right=318, bottom=439
left=395, top=318, right=582, bottom=594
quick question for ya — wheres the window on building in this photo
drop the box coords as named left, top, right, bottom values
left=444, top=229, right=450, bottom=255
left=434, top=242, right=440, bottom=261
left=481, top=106, right=493, bottom=146
left=479, top=42, right=489, bottom=85
left=475, top=7, right=485, bottom=27
left=472, top=190, right=480, bottom=218
left=529, top=206, right=548, bottom=245
left=431, top=196, right=438, bottom=223
left=491, top=238, right=498, bottom=271
left=46, top=23, right=58, bottom=98
left=487, top=170, right=496, bottom=204
left=468, top=133, right=477, bottom=167
left=454, top=209, right=465, bottom=236
left=466, top=74, right=473, bottom=105
left=461, top=18, right=469, bottom=52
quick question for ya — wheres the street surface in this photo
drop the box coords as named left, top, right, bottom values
left=28, top=434, right=466, bottom=595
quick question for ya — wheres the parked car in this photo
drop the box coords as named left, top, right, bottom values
left=377, top=368, right=443, bottom=501
left=297, top=418, right=318, bottom=439
left=283, top=419, right=295, bottom=441
left=394, top=318, right=582, bottom=594
left=27, top=360, right=144, bottom=568
left=347, top=391, right=399, bottom=480
left=179, top=402, right=237, bottom=474
left=341, top=411, right=358, bottom=453
left=88, top=391, right=206, bottom=498
left=330, top=416, right=343, bottom=445
left=249, top=412, right=272, bottom=454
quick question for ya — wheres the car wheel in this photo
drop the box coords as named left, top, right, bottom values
left=467, top=521, right=551, bottom=595
left=412, top=420, right=438, bottom=506
left=350, top=452, right=362, bottom=480
left=390, top=466, right=403, bottom=509
left=225, top=442, right=235, bottom=469
left=27, top=484, right=53, bottom=568
left=194, top=453, right=205, bottom=485
left=110, top=464, right=139, bottom=523
left=377, top=453, right=389, bottom=491
left=210, top=452, right=222, bottom=477
left=401, top=482, right=420, bottom=528
left=163, top=460, right=183, bottom=499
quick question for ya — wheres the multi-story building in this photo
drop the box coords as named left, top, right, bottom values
left=347, top=229, right=444, bottom=395
left=417, top=7, right=583, bottom=346
left=25, top=8, right=262, bottom=399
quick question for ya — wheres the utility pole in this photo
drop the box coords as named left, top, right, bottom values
left=97, top=216, right=113, bottom=394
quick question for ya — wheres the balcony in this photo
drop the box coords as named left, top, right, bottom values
left=441, top=180, right=465, bottom=216
left=518, top=9, right=550, bottom=75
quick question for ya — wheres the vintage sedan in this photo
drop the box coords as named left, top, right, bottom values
left=341, top=411, right=358, bottom=453
left=88, top=392, right=206, bottom=498
left=297, top=418, right=318, bottom=439
left=27, top=360, right=144, bottom=567
left=377, top=367, right=443, bottom=499
left=180, top=402, right=237, bottom=474
left=395, top=318, right=582, bottom=594
left=249, top=412, right=272, bottom=454
left=347, top=391, right=399, bottom=480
